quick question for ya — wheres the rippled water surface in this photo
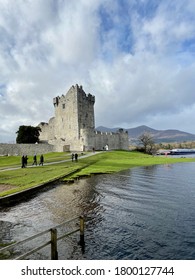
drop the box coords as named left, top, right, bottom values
left=1, top=162, right=195, bottom=259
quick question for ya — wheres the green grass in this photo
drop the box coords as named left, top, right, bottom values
left=0, top=152, right=71, bottom=169
left=1, top=151, right=195, bottom=198
left=64, top=151, right=195, bottom=180
left=0, top=163, right=84, bottom=197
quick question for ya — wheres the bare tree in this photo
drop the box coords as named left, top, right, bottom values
left=138, top=132, right=155, bottom=154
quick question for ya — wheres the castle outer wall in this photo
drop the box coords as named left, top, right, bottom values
left=94, top=129, right=129, bottom=151
left=0, top=143, right=54, bottom=156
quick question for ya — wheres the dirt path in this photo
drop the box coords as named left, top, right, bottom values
left=0, top=184, right=16, bottom=192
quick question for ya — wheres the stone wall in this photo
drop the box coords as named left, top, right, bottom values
left=94, top=129, right=129, bottom=150
left=38, top=117, right=56, bottom=143
left=0, top=143, right=54, bottom=156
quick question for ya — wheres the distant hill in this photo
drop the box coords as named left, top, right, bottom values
left=96, top=125, right=195, bottom=143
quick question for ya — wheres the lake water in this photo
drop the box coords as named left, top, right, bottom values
left=0, top=162, right=195, bottom=260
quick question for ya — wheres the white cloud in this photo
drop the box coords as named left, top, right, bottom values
left=0, top=0, right=195, bottom=142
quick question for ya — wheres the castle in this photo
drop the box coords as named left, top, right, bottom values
left=38, top=84, right=129, bottom=152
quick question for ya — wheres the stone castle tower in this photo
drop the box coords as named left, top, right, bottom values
left=39, top=84, right=129, bottom=151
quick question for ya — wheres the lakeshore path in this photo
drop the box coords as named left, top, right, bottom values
left=0, top=152, right=103, bottom=204
left=0, top=152, right=101, bottom=173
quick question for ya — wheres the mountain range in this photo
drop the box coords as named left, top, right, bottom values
left=96, top=125, right=195, bottom=143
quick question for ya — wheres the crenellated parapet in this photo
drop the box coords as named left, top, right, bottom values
left=53, top=96, right=60, bottom=107
left=53, top=85, right=95, bottom=108
left=75, top=84, right=95, bottom=104
left=95, top=128, right=128, bottom=136
left=95, top=131, right=113, bottom=135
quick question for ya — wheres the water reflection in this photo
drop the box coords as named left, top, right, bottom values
left=0, top=163, right=195, bottom=259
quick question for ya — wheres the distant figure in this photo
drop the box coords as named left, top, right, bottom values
left=24, top=155, right=28, bottom=167
left=71, top=153, right=75, bottom=162
left=93, top=147, right=95, bottom=153
left=32, top=154, right=37, bottom=166
left=21, top=155, right=25, bottom=168
left=75, top=153, right=78, bottom=162
left=39, top=154, right=44, bottom=166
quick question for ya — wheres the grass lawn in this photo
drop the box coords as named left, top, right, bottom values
left=0, top=150, right=195, bottom=198
left=63, top=150, right=195, bottom=179
left=0, top=152, right=71, bottom=170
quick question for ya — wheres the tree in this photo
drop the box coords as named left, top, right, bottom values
left=16, top=125, right=41, bottom=144
left=138, top=132, right=155, bottom=154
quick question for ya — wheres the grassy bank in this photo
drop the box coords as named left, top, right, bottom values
left=0, top=151, right=195, bottom=198
left=63, top=150, right=195, bottom=180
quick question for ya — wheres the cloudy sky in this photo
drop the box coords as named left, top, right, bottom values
left=0, top=0, right=195, bottom=142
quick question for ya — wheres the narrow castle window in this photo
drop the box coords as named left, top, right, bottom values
left=62, top=104, right=65, bottom=109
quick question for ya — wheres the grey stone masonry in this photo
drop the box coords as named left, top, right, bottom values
left=0, top=143, right=54, bottom=156
left=38, top=84, right=129, bottom=152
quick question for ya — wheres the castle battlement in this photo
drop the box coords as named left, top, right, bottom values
left=95, top=131, right=113, bottom=135
left=53, top=85, right=95, bottom=108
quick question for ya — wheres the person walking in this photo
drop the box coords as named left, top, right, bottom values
left=74, top=153, right=78, bottom=162
left=32, top=153, right=37, bottom=166
left=21, top=155, right=25, bottom=168
left=39, top=154, right=44, bottom=166
left=24, top=155, right=28, bottom=167
left=71, top=153, right=75, bottom=162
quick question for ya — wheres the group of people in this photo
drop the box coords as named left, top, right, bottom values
left=21, top=154, right=44, bottom=168
left=71, top=153, right=78, bottom=162
left=21, top=152, right=80, bottom=168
